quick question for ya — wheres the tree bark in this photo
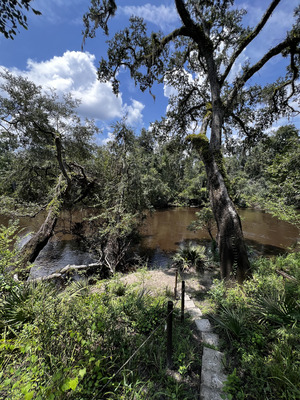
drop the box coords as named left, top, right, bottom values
left=188, top=133, right=251, bottom=283
left=205, top=153, right=251, bottom=283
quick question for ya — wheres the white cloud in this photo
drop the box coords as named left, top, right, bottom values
left=2, top=51, right=144, bottom=124
left=120, top=4, right=179, bottom=31
left=164, top=82, right=178, bottom=99
left=22, top=51, right=123, bottom=121
left=123, top=99, right=145, bottom=126
left=101, top=131, right=115, bottom=146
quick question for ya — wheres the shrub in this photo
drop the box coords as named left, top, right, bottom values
left=0, top=276, right=201, bottom=399
left=208, top=253, right=300, bottom=399
left=172, top=243, right=206, bottom=272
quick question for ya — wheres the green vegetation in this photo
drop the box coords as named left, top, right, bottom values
left=0, top=281, right=201, bottom=399
left=207, top=252, right=300, bottom=399
left=0, top=225, right=201, bottom=399
left=226, top=125, right=300, bottom=227
left=84, top=0, right=299, bottom=282
left=172, top=244, right=206, bottom=272
left=0, top=0, right=41, bottom=40
left=1, top=1, right=299, bottom=397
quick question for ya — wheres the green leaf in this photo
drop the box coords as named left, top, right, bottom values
left=62, top=376, right=78, bottom=392
left=69, top=377, right=78, bottom=391
left=78, top=368, right=86, bottom=378
left=25, top=392, right=34, bottom=400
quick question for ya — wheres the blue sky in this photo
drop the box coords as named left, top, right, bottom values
left=0, top=0, right=299, bottom=143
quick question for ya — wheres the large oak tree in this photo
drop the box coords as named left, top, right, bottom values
left=83, top=0, right=299, bottom=283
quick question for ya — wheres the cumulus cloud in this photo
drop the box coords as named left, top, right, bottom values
left=2, top=51, right=144, bottom=124
left=123, top=99, right=145, bottom=126
left=120, top=4, right=179, bottom=31
left=101, top=131, right=115, bottom=146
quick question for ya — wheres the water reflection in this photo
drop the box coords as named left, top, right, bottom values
left=0, top=207, right=298, bottom=276
left=31, top=238, right=96, bottom=279
left=139, top=207, right=299, bottom=266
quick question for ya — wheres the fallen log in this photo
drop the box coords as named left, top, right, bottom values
left=276, top=269, right=297, bottom=281
left=18, top=175, right=66, bottom=280
left=27, top=262, right=103, bottom=284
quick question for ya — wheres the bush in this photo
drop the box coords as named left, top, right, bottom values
left=172, top=243, right=206, bottom=272
left=0, top=275, right=201, bottom=399
left=208, top=253, right=300, bottom=399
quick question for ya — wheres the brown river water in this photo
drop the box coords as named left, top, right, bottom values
left=1, top=207, right=299, bottom=278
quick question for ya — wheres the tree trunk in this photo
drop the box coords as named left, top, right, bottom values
left=205, top=153, right=251, bottom=283
left=18, top=175, right=67, bottom=280
left=188, top=133, right=251, bottom=283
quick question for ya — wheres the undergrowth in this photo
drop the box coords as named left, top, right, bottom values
left=0, top=274, right=201, bottom=399
left=208, top=252, right=300, bottom=400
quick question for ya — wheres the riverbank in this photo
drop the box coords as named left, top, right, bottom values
left=1, top=206, right=298, bottom=280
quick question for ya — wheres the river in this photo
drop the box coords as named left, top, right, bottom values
left=1, top=207, right=299, bottom=278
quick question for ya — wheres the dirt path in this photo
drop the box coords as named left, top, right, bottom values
left=120, top=264, right=220, bottom=311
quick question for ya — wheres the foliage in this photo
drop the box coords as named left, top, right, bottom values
left=83, top=0, right=299, bottom=283
left=0, top=275, right=201, bottom=399
left=0, top=0, right=41, bottom=39
left=188, top=205, right=216, bottom=241
left=0, top=222, right=23, bottom=295
left=92, top=206, right=142, bottom=275
left=0, top=222, right=21, bottom=275
left=208, top=252, right=300, bottom=399
left=0, top=71, right=97, bottom=205
left=226, top=125, right=300, bottom=226
left=172, top=243, right=206, bottom=272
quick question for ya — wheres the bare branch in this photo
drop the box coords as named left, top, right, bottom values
left=221, top=0, right=281, bottom=85
left=226, top=35, right=300, bottom=110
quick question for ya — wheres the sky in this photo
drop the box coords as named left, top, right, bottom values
left=0, top=0, right=299, bottom=144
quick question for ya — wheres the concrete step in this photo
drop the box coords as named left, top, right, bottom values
left=186, top=307, right=202, bottom=320
left=185, top=299, right=196, bottom=309
left=200, top=346, right=227, bottom=400
left=200, top=385, right=225, bottom=400
left=195, top=318, right=212, bottom=332
left=202, top=332, right=219, bottom=348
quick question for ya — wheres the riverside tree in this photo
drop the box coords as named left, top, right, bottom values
left=83, top=0, right=300, bottom=283
left=0, top=71, right=97, bottom=276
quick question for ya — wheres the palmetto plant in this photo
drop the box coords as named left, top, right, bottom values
left=0, top=283, right=36, bottom=330
left=172, top=243, right=206, bottom=272
left=209, top=305, right=249, bottom=340
left=0, top=281, right=60, bottom=332
left=253, top=287, right=300, bottom=328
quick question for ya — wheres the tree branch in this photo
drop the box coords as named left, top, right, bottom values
left=230, top=113, right=249, bottom=136
left=174, top=0, right=211, bottom=50
left=220, top=0, right=281, bottom=85
left=226, top=35, right=300, bottom=110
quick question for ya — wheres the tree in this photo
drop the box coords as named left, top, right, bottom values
left=0, top=0, right=41, bottom=39
left=83, top=0, right=299, bottom=283
left=0, top=71, right=97, bottom=277
left=226, top=124, right=300, bottom=226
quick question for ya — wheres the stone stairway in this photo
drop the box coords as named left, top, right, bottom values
left=184, top=294, right=227, bottom=400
